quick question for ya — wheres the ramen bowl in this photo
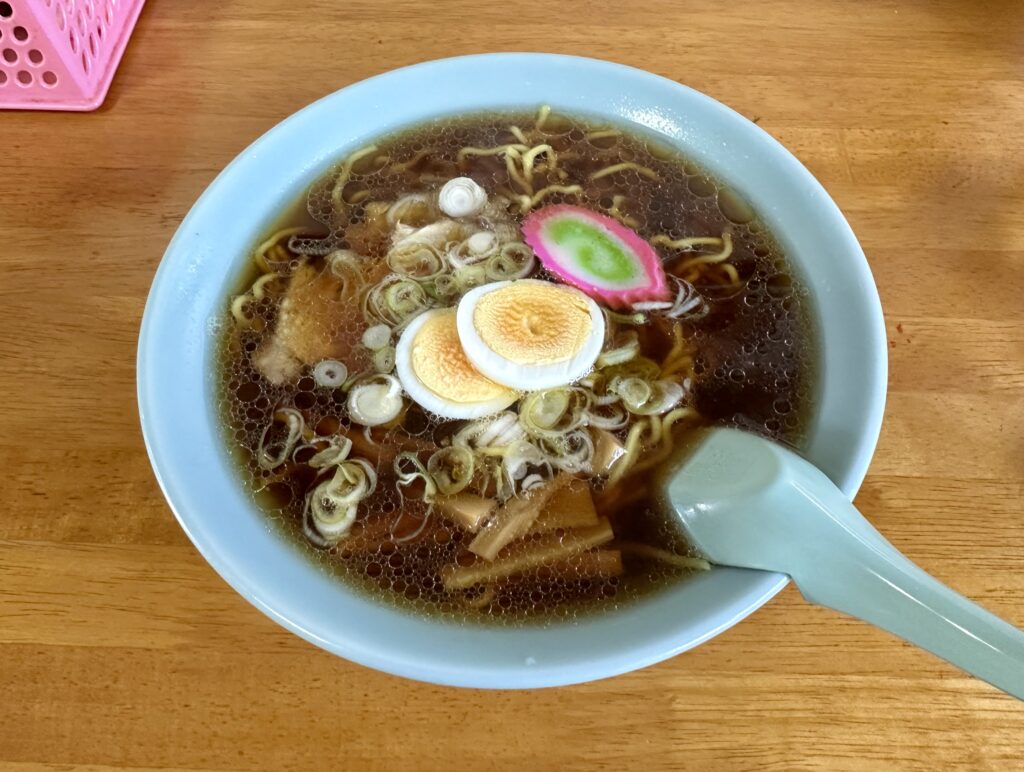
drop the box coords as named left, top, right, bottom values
left=137, top=53, right=886, bottom=688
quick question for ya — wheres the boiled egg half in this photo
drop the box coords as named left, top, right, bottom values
left=396, top=308, right=518, bottom=420
left=456, top=279, right=605, bottom=391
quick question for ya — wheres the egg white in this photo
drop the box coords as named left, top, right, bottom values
left=456, top=280, right=606, bottom=391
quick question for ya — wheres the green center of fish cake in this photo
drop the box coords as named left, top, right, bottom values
left=547, top=218, right=638, bottom=284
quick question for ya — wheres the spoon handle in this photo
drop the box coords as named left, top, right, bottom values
left=668, top=428, right=1024, bottom=698
left=779, top=472, right=1024, bottom=699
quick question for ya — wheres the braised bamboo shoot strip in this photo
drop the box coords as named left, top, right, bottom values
left=460, top=552, right=622, bottom=610
left=434, top=493, right=497, bottom=532
left=475, top=549, right=624, bottom=591
left=614, top=541, right=711, bottom=571
left=590, top=428, right=627, bottom=476
left=462, top=584, right=498, bottom=609
left=468, top=473, right=574, bottom=561
left=443, top=519, right=615, bottom=590
left=542, top=549, right=623, bottom=580
left=529, top=478, right=600, bottom=534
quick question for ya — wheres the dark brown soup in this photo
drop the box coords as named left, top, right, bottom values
left=216, top=108, right=817, bottom=624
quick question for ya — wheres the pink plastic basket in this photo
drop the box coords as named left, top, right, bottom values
left=0, top=0, right=144, bottom=111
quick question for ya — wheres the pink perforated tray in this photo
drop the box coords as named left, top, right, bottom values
left=0, top=0, right=144, bottom=111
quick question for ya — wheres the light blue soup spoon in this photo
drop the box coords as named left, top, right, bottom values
left=662, top=427, right=1024, bottom=700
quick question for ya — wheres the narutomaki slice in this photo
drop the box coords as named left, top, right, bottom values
left=522, top=204, right=670, bottom=310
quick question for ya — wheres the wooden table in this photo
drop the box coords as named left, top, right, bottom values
left=3, top=1, right=1023, bottom=769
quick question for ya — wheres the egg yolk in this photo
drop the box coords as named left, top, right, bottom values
left=411, top=310, right=515, bottom=403
left=471, top=282, right=593, bottom=365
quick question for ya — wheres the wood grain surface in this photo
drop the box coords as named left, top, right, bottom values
left=2, top=1, right=1023, bottom=769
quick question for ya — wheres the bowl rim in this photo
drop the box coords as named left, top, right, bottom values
left=138, top=53, right=887, bottom=688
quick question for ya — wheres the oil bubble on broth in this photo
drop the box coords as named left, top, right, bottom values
left=216, top=108, right=818, bottom=625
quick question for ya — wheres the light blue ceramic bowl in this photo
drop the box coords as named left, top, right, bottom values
left=138, top=54, right=887, bottom=688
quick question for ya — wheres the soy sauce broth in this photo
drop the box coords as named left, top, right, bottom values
left=216, top=110, right=818, bottom=625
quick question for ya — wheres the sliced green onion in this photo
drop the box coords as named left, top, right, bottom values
left=519, top=388, right=590, bottom=439
left=310, top=500, right=357, bottom=541
left=521, top=473, right=546, bottom=491
left=611, top=377, right=652, bottom=413
left=430, top=274, right=461, bottom=300
left=601, top=356, right=662, bottom=382
left=539, top=429, right=594, bottom=473
left=665, top=277, right=708, bottom=319
left=373, top=345, right=396, bottom=373
left=361, top=324, right=391, bottom=351
left=454, top=264, right=488, bottom=291
left=386, top=193, right=436, bottom=227
left=347, top=375, right=403, bottom=426
left=257, top=408, right=304, bottom=470
left=608, top=376, right=684, bottom=415
left=585, top=403, right=629, bottom=430
left=521, top=389, right=570, bottom=431
left=596, top=331, right=640, bottom=368
left=502, top=439, right=546, bottom=481
left=427, top=446, right=475, bottom=496
left=313, top=359, right=349, bottom=388
left=394, top=452, right=438, bottom=503
left=387, top=242, right=446, bottom=280
left=365, top=274, right=432, bottom=327
left=634, top=380, right=685, bottom=415
left=385, top=279, right=429, bottom=317
left=303, top=436, right=354, bottom=469
left=456, top=412, right=523, bottom=448
left=307, top=458, right=377, bottom=542
left=485, top=242, right=536, bottom=280
left=604, top=309, right=648, bottom=326
left=449, top=231, right=498, bottom=268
